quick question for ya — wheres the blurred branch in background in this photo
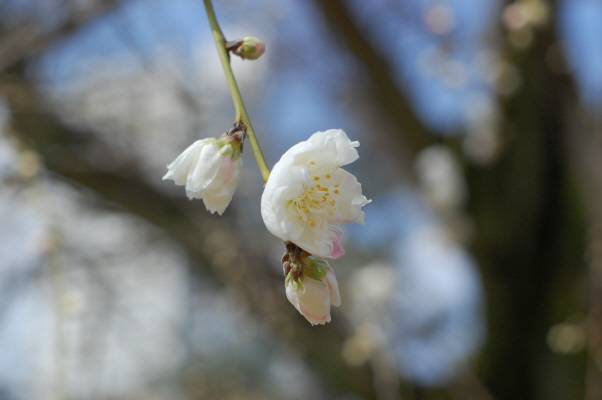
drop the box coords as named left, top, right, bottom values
left=0, top=1, right=385, bottom=397
left=0, top=0, right=120, bottom=74
left=3, top=75, right=380, bottom=398
left=311, top=0, right=436, bottom=164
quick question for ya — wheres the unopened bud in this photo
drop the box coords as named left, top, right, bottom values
left=282, top=249, right=342, bottom=325
left=162, top=131, right=244, bottom=215
left=226, top=36, right=266, bottom=60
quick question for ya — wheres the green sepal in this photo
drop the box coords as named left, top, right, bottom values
left=215, top=137, right=241, bottom=160
left=284, top=269, right=293, bottom=286
left=285, top=267, right=304, bottom=291
left=293, top=278, right=303, bottom=291
left=303, top=256, right=330, bottom=281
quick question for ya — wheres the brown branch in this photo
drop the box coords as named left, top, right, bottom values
left=0, top=0, right=121, bottom=73
left=310, top=0, right=436, bottom=161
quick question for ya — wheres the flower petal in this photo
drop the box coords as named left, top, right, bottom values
left=329, top=227, right=345, bottom=259
left=324, top=268, right=341, bottom=307
left=163, top=140, right=209, bottom=185
left=186, top=142, right=222, bottom=193
left=286, top=275, right=332, bottom=325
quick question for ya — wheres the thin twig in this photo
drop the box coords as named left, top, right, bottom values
left=202, top=0, right=271, bottom=182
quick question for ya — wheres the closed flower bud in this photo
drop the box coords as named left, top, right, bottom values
left=163, top=128, right=244, bottom=215
left=226, top=36, right=266, bottom=60
left=284, top=246, right=341, bottom=325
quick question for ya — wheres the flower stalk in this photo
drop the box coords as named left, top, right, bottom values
left=202, top=0, right=271, bottom=183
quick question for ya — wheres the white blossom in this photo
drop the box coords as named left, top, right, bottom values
left=163, top=137, right=242, bottom=215
left=261, top=129, right=370, bottom=258
left=286, top=267, right=341, bottom=325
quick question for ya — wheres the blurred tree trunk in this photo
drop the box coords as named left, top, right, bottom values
left=570, top=101, right=602, bottom=400
left=313, top=1, right=588, bottom=399
left=468, top=13, right=587, bottom=399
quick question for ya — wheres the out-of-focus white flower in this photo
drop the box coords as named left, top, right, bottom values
left=391, top=224, right=485, bottom=386
left=414, top=144, right=467, bottom=212
left=285, top=255, right=341, bottom=325
left=163, top=131, right=243, bottom=215
left=261, top=129, right=370, bottom=258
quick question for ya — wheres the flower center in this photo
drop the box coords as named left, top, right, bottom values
left=290, top=169, right=340, bottom=227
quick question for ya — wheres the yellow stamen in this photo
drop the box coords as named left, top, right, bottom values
left=292, top=176, right=342, bottom=228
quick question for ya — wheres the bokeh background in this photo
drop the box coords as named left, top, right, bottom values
left=0, top=0, right=601, bottom=399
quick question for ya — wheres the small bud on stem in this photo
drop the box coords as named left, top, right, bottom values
left=226, top=36, right=266, bottom=60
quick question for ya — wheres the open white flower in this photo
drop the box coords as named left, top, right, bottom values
left=286, top=264, right=341, bottom=325
left=261, top=129, right=370, bottom=258
left=163, top=136, right=242, bottom=215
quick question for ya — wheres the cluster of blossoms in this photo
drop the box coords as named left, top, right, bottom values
left=261, top=129, right=370, bottom=323
left=163, top=128, right=370, bottom=325
left=164, top=128, right=369, bottom=325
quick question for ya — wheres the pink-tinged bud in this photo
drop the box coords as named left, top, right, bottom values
left=163, top=124, right=245, bottom=215
left=226, top=36, right=266, bottom=60
left=286, top=274, right=333, bottom=325
left=283, top=245, right=341, bottom=325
